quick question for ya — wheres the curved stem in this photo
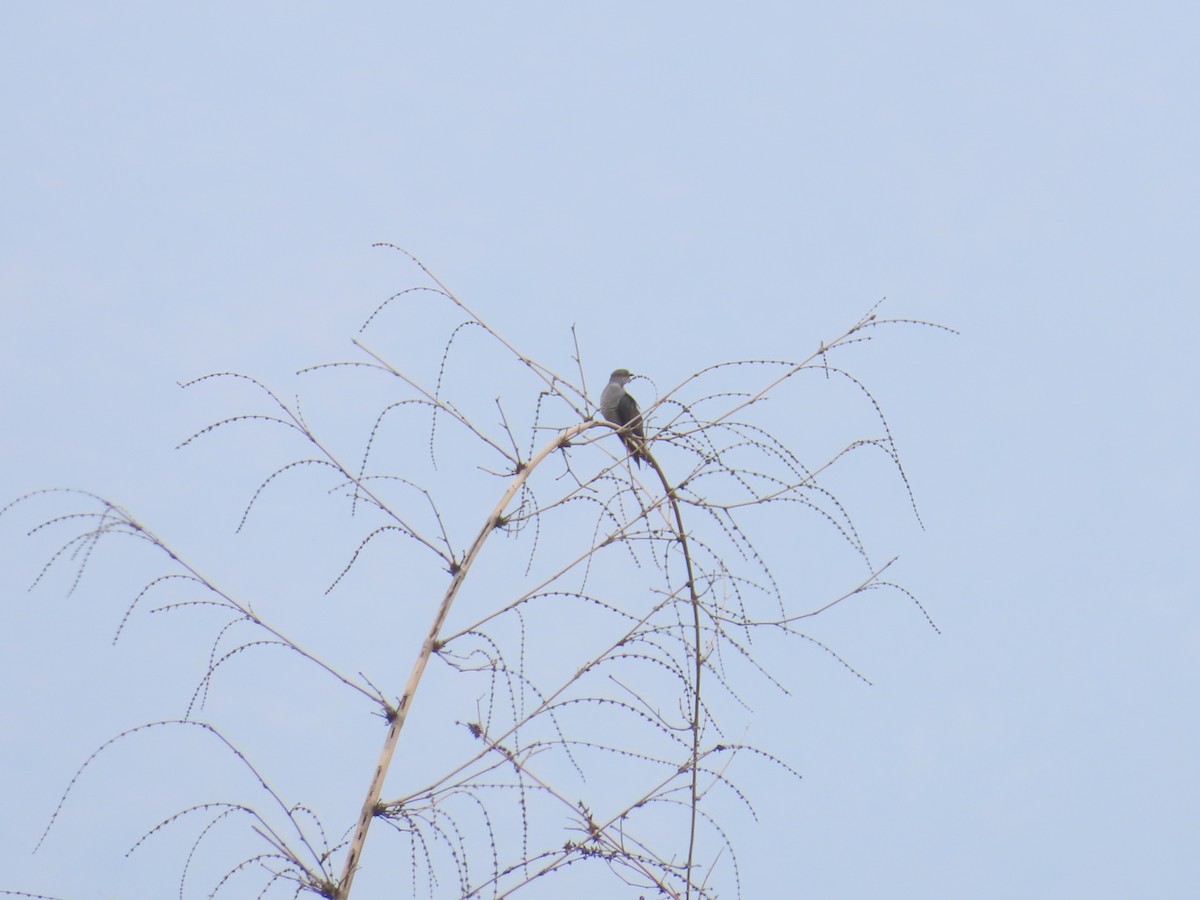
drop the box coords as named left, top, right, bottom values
left=639, top=447, right=704, bottom=897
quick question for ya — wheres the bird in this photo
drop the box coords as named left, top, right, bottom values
left=600, top=368, right=648, bottom=467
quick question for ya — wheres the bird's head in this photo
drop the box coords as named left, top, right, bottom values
left=609, top=368, right=634, bottom=385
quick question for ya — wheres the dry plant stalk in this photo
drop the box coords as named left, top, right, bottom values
left=2, top=246, right=949, bottom=900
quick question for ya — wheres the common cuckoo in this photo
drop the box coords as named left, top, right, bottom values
left=600, top=368, right=648, bottom=467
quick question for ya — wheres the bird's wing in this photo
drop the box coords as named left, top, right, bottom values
left=617, top=392, right=644, bottom=439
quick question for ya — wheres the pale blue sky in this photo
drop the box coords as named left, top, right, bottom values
left=2, top=3, right=1197, bottom=898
